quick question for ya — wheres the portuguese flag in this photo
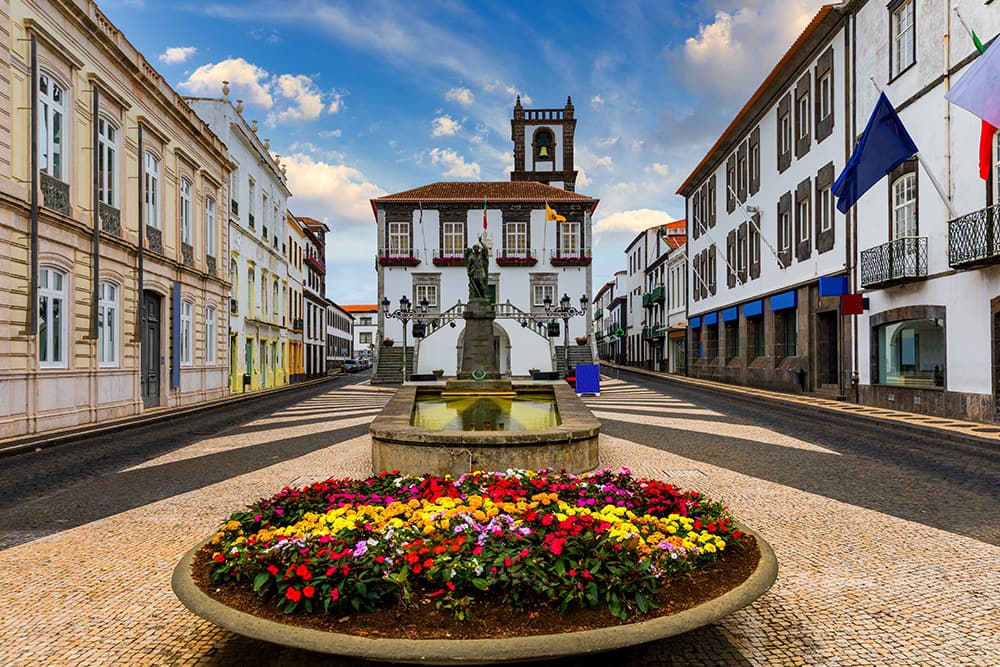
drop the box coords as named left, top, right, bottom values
left=971, top=30, right=997, bottom=181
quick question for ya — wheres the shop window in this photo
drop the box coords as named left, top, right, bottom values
left=876, top=318, right=944, bottom=387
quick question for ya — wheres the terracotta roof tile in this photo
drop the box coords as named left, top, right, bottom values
left=342, top=304, right=379, bottom=312
left=374, top=181, right=597, bottom=203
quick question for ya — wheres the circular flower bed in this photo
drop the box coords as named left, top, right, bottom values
left=203, top=468, right=751, bottom=625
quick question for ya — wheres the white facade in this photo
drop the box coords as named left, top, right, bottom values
left=346, top=306, right=379, bottom=358
left=326, top=302, right=353, bottom=370
left=187, top=96, right=292, bottom=392
left=374, top=184, right=597, bottom=377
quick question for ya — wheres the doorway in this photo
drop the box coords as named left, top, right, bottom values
left=816, top=311, right=839, bottom=389
left=141, top=291, right=161, bottom=408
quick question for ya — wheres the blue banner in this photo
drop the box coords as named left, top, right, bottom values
left=743, top=299, right=764, bottom=317
left=818, top=276, right=848, bottom=297
left=722, top=306, right=739, bottom=322
left=575, top=364, right=600, bottom=396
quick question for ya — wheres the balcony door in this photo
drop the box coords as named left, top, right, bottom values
left=891, top=170, right=918, bottom=279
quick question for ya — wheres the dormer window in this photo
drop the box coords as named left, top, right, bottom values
left=533, top=128, right=554, bottom=161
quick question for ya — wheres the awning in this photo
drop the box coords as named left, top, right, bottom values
left=743, top=299, right=763, bottom=317
left=722, top=306, right=738, bottom=322
left=704, top=312, right=718, bottom=326
left=690, top=316, right=701, bottom=328
left=770, top=290, right=797, bottom=312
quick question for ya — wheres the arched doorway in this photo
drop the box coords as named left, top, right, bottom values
left=455, top=322, right=512, bottom=376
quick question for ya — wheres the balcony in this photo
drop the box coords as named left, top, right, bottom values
left=641, top=326, right=665, bottom=341
left=98, top=201, right=121, bottom=237
left=377, top=249, right=422, bottom=267
left=642, top=293, right=652, bottom=308
left=948, top=204, right=1000, bottom=269
left=549, top=250, right=592, bottom=267
left=860, top=237, right=927, bottom=288
left=650, top=284, right=666, bottom=303
left=432, top=249, right=465, bottom=267
left=40, top=172, right=69, bottom=215
left=495, top=250, right=539, bottom=267
left=594, top=307, right=603, bottom=320
left=305, top=254, right=326, bottom=274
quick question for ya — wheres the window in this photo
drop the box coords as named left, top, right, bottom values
left=261, top=273, right=268, bottom=318
left=891, top=0, right=915, bottom=77
left=797, top=93, right=810, bottom=140
left=247, top=267, right=255, bottom=312
left=749, top=219, right=761, bottom=267
left=262, top=192, right=269, bottom=237
left=750, top=141, right=760, bottom=194
left=780, top=112, right=791, bottom=159
left=38, top=74, right=65, bottom=180
left=798, top=198, right=810, bottom=243
left=360, top=332, right=372, bottom=345
left=777, top=310, right=797, bottom=358
left=206, top=197, right=217, bottom=257
left=206, top=306, right=216, bottom=364
left=505, top=221, right=528, bottom=256
left=144, top=152, right=160, bottom=229
left=704, top=324, right=719, bottom=360
left=415, top=283, right=438, bottom=307
left=98, top=281, right=118, bottom=366
left=725, top=321, right=739, bottom=360
left=38, top=267, right=67, bottom=367
left=180, top=178, right=193, bottom=245
left=893, top=173, right=917, bottom=238
left=181, top=301, right=193, bottom=365
left=560, top=221, right=581, bottom=256
left=533, top=283, right=556, bottom=307
left=442, top=221, right=465, bottom=257
left=748, top=315, right=764, bottom=358
left=97, top=117, right=117, bottom=206
left=780, top=211, right=791, bottom=251
left=534, top=128, right=554, bottom=161
left=388, top=221, right=410, bottom=256
left=272, top=280, right=279, bottom=320
left=818, top=185, right=833, bottom=233
left=818, top=72, right=832, bottom=124
left=737, top=227, right=748, bottom=278
left=360, top=316, right=372, bottom=326
left=737, top=145, right=748, bottom=200
left=876, top=318, right=944, bottom=387
left=248, top=178, right=256, bottom=227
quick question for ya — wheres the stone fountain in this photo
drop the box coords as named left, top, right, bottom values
left=370, top=235, right=600, bottom=476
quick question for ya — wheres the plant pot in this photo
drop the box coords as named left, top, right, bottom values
left=575, top=340, right=588, bottom=346
left=383, top=341, right=394, bottom=347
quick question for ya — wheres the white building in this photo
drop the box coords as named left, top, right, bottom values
left=326, top=301, right=353, bottom=371
left=187, top=93, right=291, bottom=392
left=344, top=304, right=379, bottom=359
left=298, top=216, right=329, bottom=378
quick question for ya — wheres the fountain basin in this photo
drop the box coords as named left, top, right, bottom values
left=370, top=383, right=600, bottom=476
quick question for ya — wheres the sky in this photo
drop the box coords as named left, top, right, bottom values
left=99, top=0, right=826, bottom=305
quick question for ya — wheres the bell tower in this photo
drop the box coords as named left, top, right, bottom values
left=510, top=96, right=578, bottom=192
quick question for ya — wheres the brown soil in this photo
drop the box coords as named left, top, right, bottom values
left=190, top=536, right=760, bottom=640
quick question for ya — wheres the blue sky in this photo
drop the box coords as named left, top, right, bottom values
left=99, top=0, right=825, bottom=304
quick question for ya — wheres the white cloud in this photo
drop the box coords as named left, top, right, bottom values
left=319, top=129, right=343, bottom=138
left=269, top=74, right=325, bottom=124
left=180, top=58, right=273, bottom=106
left=591, top=94, right=604, bottom=108
left=281, top=153, right=384, bottom=226
left=431, top=115, right=462, bottom=137
left=676, top=1, right=823, bottom=104
left=484, top=80, right=531, bottom=105
left=327, top=91, right=345, bottom=114
left=159, top=46, right=196, bottom=64
left=428, top=148, right=480, bottom=178
left=594, top=136, right=620, bottom=149
left=593, top=209, right=680, bottom=236
left=646, top=162, right=670, bottom=176
left=445, top=87, right=474, bottom=106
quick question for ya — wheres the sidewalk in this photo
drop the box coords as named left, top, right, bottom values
left=0, top=373, right=343, bottom=459
left=600, top=361, right=1000, bottom=448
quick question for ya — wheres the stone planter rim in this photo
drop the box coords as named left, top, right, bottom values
left=172, top=523, right=777, bottom=665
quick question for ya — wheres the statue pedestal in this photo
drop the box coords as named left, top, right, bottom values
left=457, top=299, right=501, bottom=382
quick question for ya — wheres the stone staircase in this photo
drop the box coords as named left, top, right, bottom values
left=372, top=346, right=414, bottom=385
left=555, top=345, right=594, bottom=377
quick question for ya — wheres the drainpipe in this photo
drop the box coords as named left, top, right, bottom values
left=944, top=2, right=953, bottom=206
left=849, top=10, right=860, bottom=401
left=137, top=125, right=145, bottom=342
left=29, top=34, right=38, bottom=336
left=91, top=87, right=100, bottom=340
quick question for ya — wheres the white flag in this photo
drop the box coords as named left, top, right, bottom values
left=946, top=36, right=1000, bottom=128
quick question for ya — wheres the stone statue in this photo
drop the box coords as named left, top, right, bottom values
left=465, top=236, right=490, bottom=300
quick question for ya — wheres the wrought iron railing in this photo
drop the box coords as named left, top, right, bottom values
left=181, top=242, right=194, bottom=267
left=41, top=172, right=69, bottom=214
left=860, top=236, right=927, bottom=288
left=99, top=201, right=121, bottom=236
left=948, top=204, right=1000, bottom=268
left=146, top=226, right=163, bottom=254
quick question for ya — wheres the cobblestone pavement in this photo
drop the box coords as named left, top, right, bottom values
left=1, top=377, right=997, bottom=666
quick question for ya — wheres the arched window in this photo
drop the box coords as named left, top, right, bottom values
left=892, top=173, right=917, bottom=238
left=272, top=280, right=279, bottom=321
left=38, top=74, right=65, bottom=180
left=247, top=266, right=255, bottom=313
left=180, top=301, right=193, bottom=365
left=533, top=128, right=554, bottom=161
left=98, top=281, right=119, bottom=367
left=38, top=267, right=68, bottom=367
left=180, top=178, right=193, bottom=245
left=97, top=117, right=118, bottom=206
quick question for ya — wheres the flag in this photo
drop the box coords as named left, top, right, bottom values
left=833, top=93, right=918, bottom=213
left=482, top=199, right=487, bottom=230
left=946, top=36, right=1000, bottom=131
left=972, top=30, right=996, bottom=180
left=545, top=202, right=566, bottom=222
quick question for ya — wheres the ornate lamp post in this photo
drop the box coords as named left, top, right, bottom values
left=545, top=293, right=589, bottom=378
left=382, top=295, right=415, bottom=382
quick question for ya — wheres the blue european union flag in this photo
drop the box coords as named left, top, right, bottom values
left=833, top=93, right=918, bottom=214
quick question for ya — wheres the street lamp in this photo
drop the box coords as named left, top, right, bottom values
left=382, top=295, right=414, bottom=382
left=545, top=293, right=589, bottom=378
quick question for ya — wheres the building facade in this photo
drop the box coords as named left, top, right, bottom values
left=343, top=304, right=378, bottom=360
left=186, top=93, right=292, bottom=394
left=326, top=301, right=353, bottom=371
left=299, top=216, right=329, bottom=378
left=286, top=211, right=306, bottom=383
left=0, top=1, right=231, bottom=437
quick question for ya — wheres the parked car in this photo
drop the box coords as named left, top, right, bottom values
left=342, top=359, right=362, bottom=373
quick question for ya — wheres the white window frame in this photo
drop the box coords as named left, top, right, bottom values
left=248, top=177, right=256, bottom=227
left=442, top=221, right=465, bottom=257
left=749, top=222, right=760, bottom=266
left=533, top=283, right=556, bottom=307
left=388, top=221, right=410, bottom=257
left=98, top=281, right=119, bottom=367
left=819, top=186, right=833, bottom=233
left=415, top=284, right=438, bottom=308
left=818, top=72, right=832, bottom=122
left=38, top=267, right=68, bottom=368
left=180, top=178, right=193, bottom=245
left=181, top=301, right=193, bottom=366
left=797, top=93, right=810, bottom=140
left=737, top=231, right=747, bottom=276
left=737, top=149, right=748, bottom=195
left=206, top=306, right=216, bottom=365
left=97, top=117, right=118, bottom=206
left=144, top=151, right=160, bottom=230
left=780, top=211, right=791, bottom=251
left=750, top=142, right=760, bottom=187
left=780, top=112, right=792, bottom=155
left=560, top=220, right=581, bottom=257
left=38, top=73, right=65, bottom=181
left=798, top=199, right=810, bottom=243
left=892, top=173, right=917, bottom=238
left=506, top=221, right=528, bottom=256
left=892, top=0, right=915, bottom=77
left=205, top=196, right=217, bottom=257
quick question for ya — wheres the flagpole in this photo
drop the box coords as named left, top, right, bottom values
left=694, top=214, right=744, bottom=286
left=869, top=78, right=959, bottom=219
left=419, top=202, right=428, bottom=262
left=725, top=182, right=786, bottom=268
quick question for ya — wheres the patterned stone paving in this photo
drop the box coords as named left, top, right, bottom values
left=0, top=378, right=996, bottom=666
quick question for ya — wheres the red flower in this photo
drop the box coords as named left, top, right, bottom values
left=732, top=530, right=743, bottom=539
left=446, top=581, right=456, bottom=591
left=330, top=587, right=340, bottom=602
left=504, top=556, right=513, bottom=568
left=303, top=585, right=315, bottom=598
left=412, top=564, right=423, bottom=574
left=295, top=564, right=312, bottom=580
left=213, top=553, right=225, bottom=563
left=423, top=558, right=434, bottom=569
left=285, top=587, right=302, bottom=603
left=693, top=519, right=703, bottom=531
left=568, top=569, right=577, bottom=577
left=267, top=564, right=279, bottom=576
left=707, top=523, right=717, bottom=533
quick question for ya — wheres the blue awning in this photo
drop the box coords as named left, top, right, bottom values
left=818, top=275, right=849, bottom=297
left=770, top=290, right=798, bottom=311
left=743, top=299, right=764, bottom=317
left=722, top=306, right=739, bottom=322
left=689, top=316, right=701, bottom=328
left=704, top=312, right=718, bottom=326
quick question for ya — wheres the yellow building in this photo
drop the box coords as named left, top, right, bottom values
left=0, top=1, right=232, bottom=437
left=286, top=211, right=306, bottom=382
